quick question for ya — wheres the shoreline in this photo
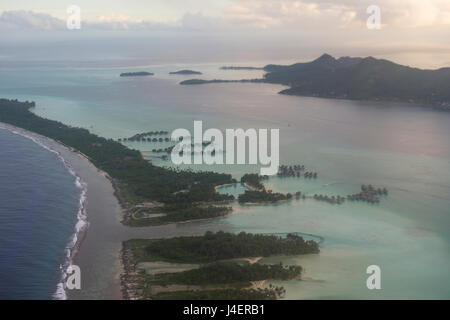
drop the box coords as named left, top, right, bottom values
left=0, top=120, right=236, bottom=300
left=0, top=122, right=94, bottom=299
left=242, top=182, right=260, bottom=191
left=0, top=121, right=238, bottom=300
left=0, top=121, right=143, bottom=300
left=0, top=122, right=314, bottom=300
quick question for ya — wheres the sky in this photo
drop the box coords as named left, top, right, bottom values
left=0, top=0, right=449, bottom=68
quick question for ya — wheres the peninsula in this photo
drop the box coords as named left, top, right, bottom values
left=0, top=98, right=320, bottom=300
left=0, top=98, right=235, bottom=227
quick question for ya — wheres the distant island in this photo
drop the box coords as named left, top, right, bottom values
left=180, top=79, right=263, bottom=85
left=120, top=71, right=154, bottom=77
left=184, top=54, right=450, bottom=108
left=220, top=66, right=264, bottom=70
left=169, top=70, right=202, bottom=75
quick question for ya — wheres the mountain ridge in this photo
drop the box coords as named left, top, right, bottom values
left=262, top=54, right=450, bottom=108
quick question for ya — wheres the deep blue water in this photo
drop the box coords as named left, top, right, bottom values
left=0, top=129, right=79, bottom=299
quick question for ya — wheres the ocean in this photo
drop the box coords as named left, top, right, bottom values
left=0, top=128, right=83, bottom=299
left=0, top=61, right=449, bottom=299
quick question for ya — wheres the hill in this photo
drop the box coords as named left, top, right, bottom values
left=169, top=70, right=202, bottom=75
left=263, top=54, right=450, bottom=107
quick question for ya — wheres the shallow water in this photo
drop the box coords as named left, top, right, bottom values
left=0, top=62, right=449, bottom=299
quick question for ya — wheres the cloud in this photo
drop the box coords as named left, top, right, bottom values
left=222, top=0, right=450, bottom=29
left=0, top=10, right=227, bottom=32
left=0, top=10, right=65, bottom=30
left=2, top=1, right=449, bottom=34
left=97, top=13, right=143, bottom=24
left=0, top=10, right=178, bottom=32
left=180, top=12, right=225, bottom=30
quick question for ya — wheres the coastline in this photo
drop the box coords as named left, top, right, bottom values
left=0, top=120, right=235, bottom=300
left=0, top=121, right=125, bottom=300
left=0, top=122, right=90, bottom=299
left=0, top=119, right=242, bottom=300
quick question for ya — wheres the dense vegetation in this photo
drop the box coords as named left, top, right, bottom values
left=0, top=99, right=235, bottom=218
left=238, top=190, right=292, bottom=204
left=157, top=262, right=302, bottom=286
left=147, top=288, right=280, bottom=300
left=128, top=231, right=319, bottom=263
left=127, top=205, right=232, bottom=226
left=124, top=232, right=318, bottom=300
left=241, top=173, right=264, bottom=190
left=264, top=54, right=450, bottom=107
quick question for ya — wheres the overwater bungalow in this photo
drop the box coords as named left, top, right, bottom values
left=346, top=185, right=387, bottom=204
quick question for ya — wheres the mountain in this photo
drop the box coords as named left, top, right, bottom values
left=263, top=54, right=450, bottom=108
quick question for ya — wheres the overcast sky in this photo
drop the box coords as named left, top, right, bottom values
left=0, top=0, right=449, bottom=68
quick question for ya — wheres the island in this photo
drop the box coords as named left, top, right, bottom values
left=238, top=189, right=292, bottom=204
left=121, top=231, right=319, bottom=299
left=180, top=79, right=263, bottom=85
left=0, top=98, right=320, bottom=300
left=263, top=54, right=450, bottom=108
left=241, top=173, right=264, bottom=190
left=169, top=70, right=202, bottom=75
left=120, top=71, right=154, bottom=77
left=220, top=66, right=264, bottom=70
left=0, top=98, right=235, bottom=227
left=184, top=54, right=450, bottom=108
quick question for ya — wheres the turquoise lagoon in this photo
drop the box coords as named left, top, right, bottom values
left=0, top=62, right=449, bottom=299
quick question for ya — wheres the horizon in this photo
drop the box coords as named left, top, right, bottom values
left=0, top=1, right=449, bottom=68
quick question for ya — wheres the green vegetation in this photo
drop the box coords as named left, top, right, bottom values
left=124, top=232, right=316, bottom=300
left=156, top=262, right=302, bottom=286
left=241, top=173, right=264, bottom=190
left=238, top=190, right=292, bottom=204
left=0, top=99, right=321, bottom=300
left=127, top=231, right=319, bottom=264
left=120, top=71, right=154, bottom=77
left=147, top=288, right=280, bottom=300
left=0, top=99, right=235, bottom=224
left=127, top=205, right=232, bottom=226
